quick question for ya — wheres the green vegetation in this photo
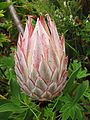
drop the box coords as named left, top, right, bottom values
left=0, top=0, right=90, bottom=120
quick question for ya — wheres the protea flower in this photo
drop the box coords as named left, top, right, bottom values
left=15, top=15, right=68, bottom=101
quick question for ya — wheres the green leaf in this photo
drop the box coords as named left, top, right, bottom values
left=68, top=60, right=81, bottom=74
left=0, top=53, right=14, bottom=68
left=0, top=33, right=10, bottom=47
left=64, top=64, right=80, bottom=94
left=10, top=78, right=21, bottom=106
left=24, top=109, right=34, bottom=120
left=61, top=108, right=70, bottom=120
left=60, top=96, right=75, bottom=120
left=84, top=81, right=90, bottom=100
left=0, top=102, right=27, bottom=112
left=77, top=69, right=90, bottom=79
left=9, top=111, right=27, bottom=120
left=68, top=60, right=90, bottom=79
left=84, top=90, right=90, bottom=100
left=0, top=2, right=13, bottom=10
left=75, top=105, right=83, bottom=120
left=60, top=103, right=71, bottom=112
left=0, top=10, right=4, bottom=17
left=0, top=112, right=11, bottom=120
left=73, top=81, right=88, bottom=104
left=44, top=108, right=55, bottom=119
left=70, top=106, right=75, bottom=120
left=60, top=101, right=83, bottom=120
left=66, top=42, right=78, bottom=55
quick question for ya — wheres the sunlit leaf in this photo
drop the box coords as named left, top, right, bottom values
left=0, top=10, right=4, bottom=17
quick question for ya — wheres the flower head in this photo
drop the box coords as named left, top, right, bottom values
left=15, top=15, right=68, bottom=101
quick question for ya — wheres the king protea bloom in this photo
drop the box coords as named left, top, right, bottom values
left=15, top=15, right=68, bottom=101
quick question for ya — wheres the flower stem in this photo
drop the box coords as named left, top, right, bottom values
left=39, top=102, right=45, bottom=120
left=39, top=101, right=49, bottom=120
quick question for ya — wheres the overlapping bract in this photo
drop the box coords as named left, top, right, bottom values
left=15, top=15, right=68, bottom=101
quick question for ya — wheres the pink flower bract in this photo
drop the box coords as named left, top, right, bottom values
left=15, top=15, right=68, bottom=101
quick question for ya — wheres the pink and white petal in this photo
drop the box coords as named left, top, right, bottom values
left=41, top=91, right=52, bottom=100
left=53, top=72, right=67, bottom=96
left=40, top=34, right=49, bottom=61
left=58, top=55, right=68, bottom=82
left=38, top=18, right=61, bottom=67
left=27, top=19, right=45, bottom=70
left=15, top=65, right=25, bottom=85
left=32, top=87, right=43, bottom=97
left=17, top=33, right=23, bottom=48
left=58, top=70, right=68, bottom=85
left=61, top=33, right=65, bottom=53
left=29, top=67, right=38, bottom=83
left=48, top=44, right=60, bottom=71
left=47, top=15, right=63, bottom=57
left=22, top=83, right=31, bottom=95
left=40, top=16, right=50, bottom=36
left=37, top=22, right=50, bottom=61
left=15, top=51, right=24, bottom=75
left=30, top=93, right=39, bottom=100
left=26, top=78, right=35, bottom=91
left=22, top=17, right=34, bottom=57
left=48, top=82, right=57, bottom=94
left=39, top=58, right=52, bottom=83
left=27, top=16, right=34, bottom=38
left=63, top=56, right=68, bottom=70
left=51, top=68, right=59, bottom=82
left=35, top=77, right=47, bottom=91
left=58, top=53, right=66, bottom=80
left=15, top=49, right=28, bottom=81
left=32, top=33, right=43, bottom=70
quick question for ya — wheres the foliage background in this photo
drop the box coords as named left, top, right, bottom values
left=0, top=0, right=90, bottom=120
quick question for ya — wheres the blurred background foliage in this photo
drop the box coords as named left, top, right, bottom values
left=0, top=0, right=90, bottom=120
